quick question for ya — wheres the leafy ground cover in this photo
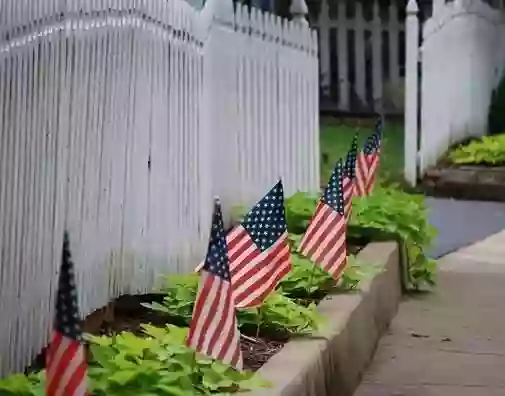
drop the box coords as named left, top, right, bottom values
left=447, top=133, right=505, bottom=166
left=285, top=186, right=437, bottom=289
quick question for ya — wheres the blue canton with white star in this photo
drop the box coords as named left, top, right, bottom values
left=203, top=200, right=231, bottom=282
left=375, top=117, right=383, bottom=135
left=345, top=133, right=358, bottom=180
left=55, top=232, right=82, bottom=341
left=363, top=132, right=380, bottom=155
left=322, top=160, right=345, bottom=214
left=363, top=117, right=383, bottom=155
left=241, top=181, right=287, bottom=252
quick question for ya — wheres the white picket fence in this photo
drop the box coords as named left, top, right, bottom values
left=404, top=0, right=505, bottom=185
left=316, top=0, right=405, bottom=113
left=0, top=0, right=318, bottom=375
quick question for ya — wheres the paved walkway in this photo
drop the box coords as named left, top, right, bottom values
left=426, top=198, right=505, bottom=258
left=354, top=230, right=505, bottom=396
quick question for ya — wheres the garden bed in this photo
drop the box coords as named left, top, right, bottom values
left=80, top=242, right=367, bottom=374
left=10, top=185, right=433, bottom=395
left=422, top=135, right=505, bottom=201
left=76, top=241, right=400, bottom=396
left=423, top=164, right=505, bottom=202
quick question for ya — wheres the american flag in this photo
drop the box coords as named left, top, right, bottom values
left=365, top=120, right=382, bottom=194
left=227, top=181, right=291, bottom=309
left=186, top=199, right=243, bottom=370
left=298, top=160, right=347, bottom=280
left=355, top=119, right=382, bottom=196
left=343, top=133, right=358, bottom=221
left=46, top=232, right=88, bottom=396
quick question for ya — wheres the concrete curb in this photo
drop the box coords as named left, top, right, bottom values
left=246, top=241, right=401, bottom=396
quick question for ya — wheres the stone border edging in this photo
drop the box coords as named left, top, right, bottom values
left=245, top=241, right=401, bottom=396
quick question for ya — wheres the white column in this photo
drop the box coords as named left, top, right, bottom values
left=318, top=0, right=331, bottom=97
left=404, top=0, right=419, bottom=187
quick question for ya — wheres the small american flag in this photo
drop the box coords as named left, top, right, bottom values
left=46, top=232, right=88, bottom=396
left=298, top=160, right=347, bottom=280
left=343, top=133, right=358, bottom=221
left=365, top=120, right=382, bottom=194
left=355, top=120, right=382, bottom=196
left=227, top=181, right=291, bottom=309
left=186, top=199, right=243, bottom=370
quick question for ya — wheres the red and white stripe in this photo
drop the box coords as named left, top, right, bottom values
left=227, top=227, right=291, bottom=309
left=365, top=151, right=380, bottom=194
left=355, top=152, right=369, bottom=197
left=186, top=270, right=242, bottom=370
left=298, top=201, right=347, bottom=280
left=46, top=332, right=88, bottom=396
left=342, top=176, right=354, bottom=221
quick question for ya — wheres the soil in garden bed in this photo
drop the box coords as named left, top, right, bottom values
left=96, top=295, right=288, bottom=372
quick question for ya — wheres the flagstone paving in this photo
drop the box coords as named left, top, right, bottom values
left=353, top=230, right=505, bottom=396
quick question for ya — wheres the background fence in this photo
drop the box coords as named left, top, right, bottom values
left=0, top=0, right=318, bottom=375
left=404, top=0, right=505, bottom=185
left=314, top=0, right=406, bottom=114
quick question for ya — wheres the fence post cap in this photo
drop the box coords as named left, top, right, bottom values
left=407, top=0, right=419, bottom=14
left=290, top=0, right=309, bottom=25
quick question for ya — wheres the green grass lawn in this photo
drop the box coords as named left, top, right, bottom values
left=320, top=118, right=405, bottom=185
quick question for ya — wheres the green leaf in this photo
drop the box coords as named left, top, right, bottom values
left=108, top=369, right=139, bottom=385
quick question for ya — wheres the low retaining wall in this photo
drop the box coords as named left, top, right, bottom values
left=247, top=241, right=401, bottom=396
left=423, top=166, right=505, bottom=202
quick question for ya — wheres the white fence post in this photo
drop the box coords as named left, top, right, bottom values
left=404, top=0, right=419, bottom=187
left=290, top=0, right=309, bottom=24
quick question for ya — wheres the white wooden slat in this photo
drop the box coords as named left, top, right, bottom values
left=371, top=0, right=383, bottom=112
left=388, top=1, right=401, bottom=89
left=353, top=1, right=366, bottom=106
left=336, top=0, right=349, bottom=111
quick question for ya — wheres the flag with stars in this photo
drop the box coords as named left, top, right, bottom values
left=298, top=160, right=347, bottom=280
left=186, top=199, right=243, bottom=370
left=46, top=232, right=88, bottom=396
left=366, top=118, right=382, bottom=194
left=343, top=133, right=358, bottom=221
left=226, top=180, right=291, bottom=309
left=355, top=118, right=382, bottom=196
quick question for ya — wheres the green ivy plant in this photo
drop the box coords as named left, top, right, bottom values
left=279, top=187, right=437, bottom=290
left=0, top=372, right=44, bottom=396
left=448, top=134, right=505, bottom=165
left=349, top=186, right=437, bottom=288
left=143, top=274, right=324, bottom=335
left=85, top=325, right=268, bottom=395
left=278, top=248, right=383, bottom=297
left=0, top=325, right=269, bottom=395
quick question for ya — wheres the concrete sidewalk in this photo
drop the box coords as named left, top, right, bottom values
left=354, top=231, right=505, bottom=396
